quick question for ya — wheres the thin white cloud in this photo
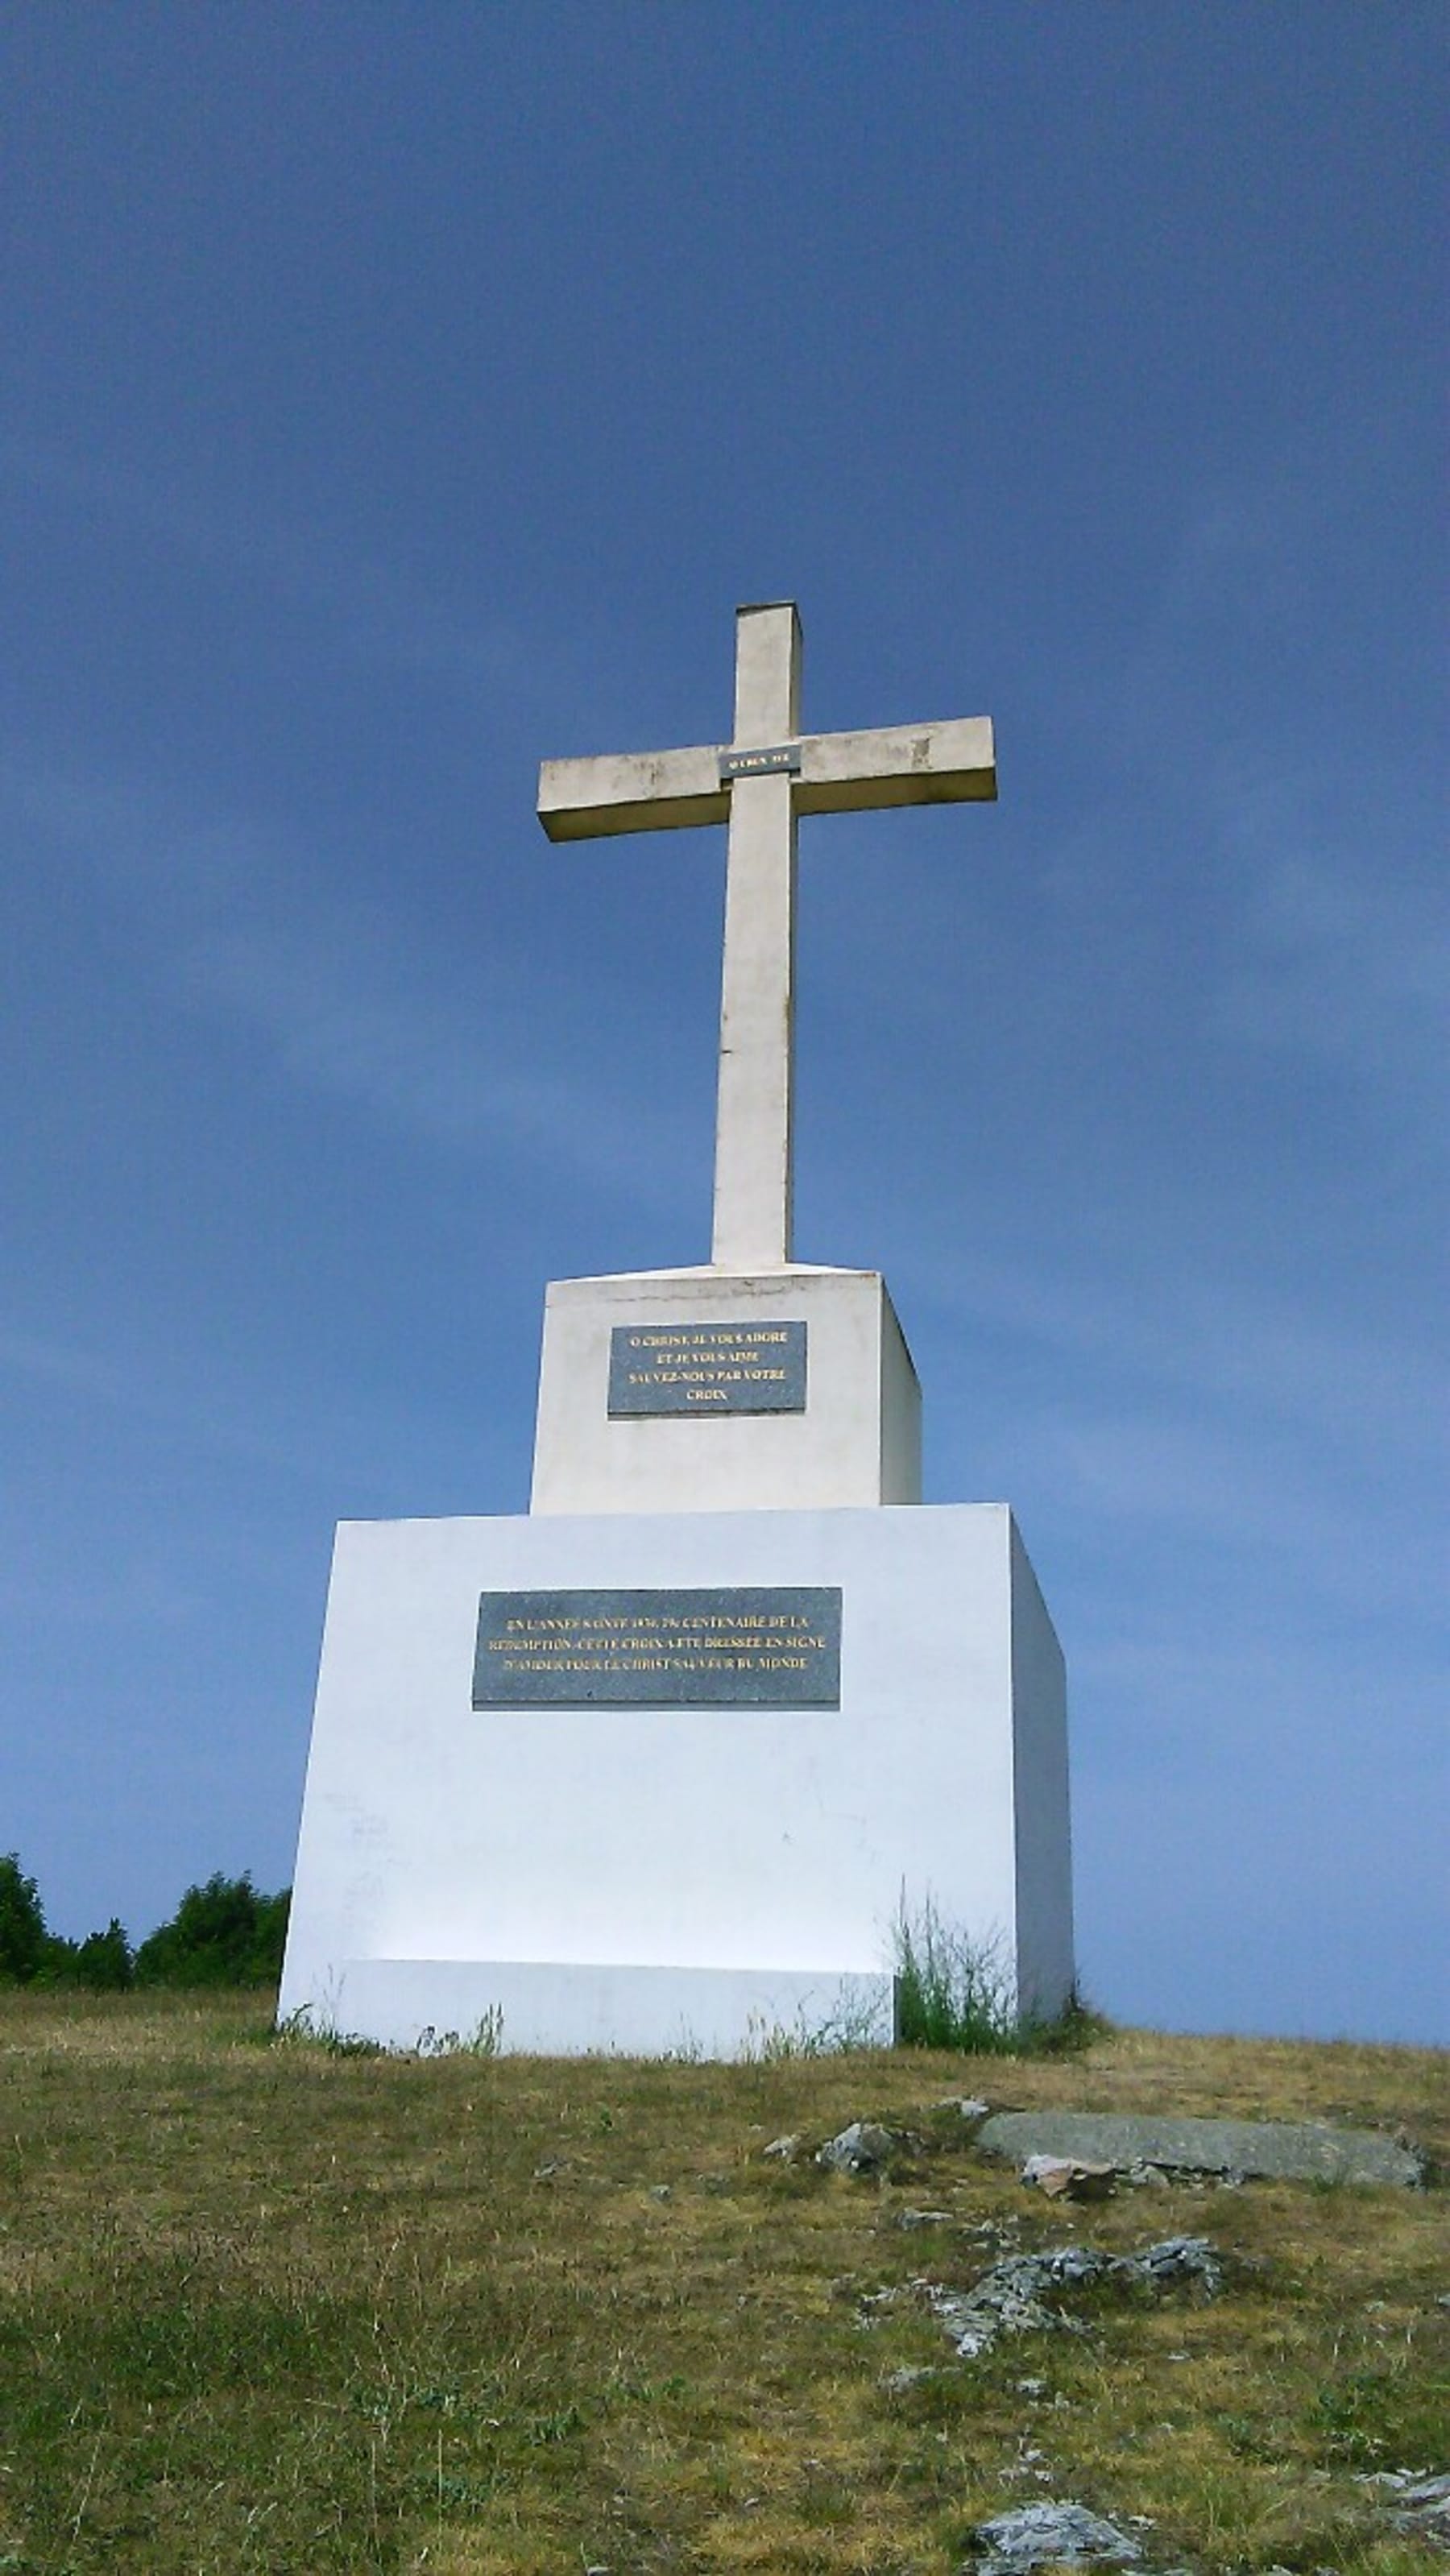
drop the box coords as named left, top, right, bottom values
left=0, top=429, right=524, bottom=695
left=1217, top=834, right=1449, bottom=1083
left=0, top=1318, right=345, bottom=1478
left=1081, top=441, right=1447, bottom=1102
left=1015, top=1406, right=1441, bottom=1624
left=909, top=1243, right=1447, bottom=1467
left=2, top=748, right=698, bottom=1202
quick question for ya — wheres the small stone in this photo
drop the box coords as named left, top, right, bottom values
left=926, top=2285, right=1001, bottom=2358
left=817, top=2119, right=895, bottom=2174
left=964, top=2497, right=1143, bottom=2566
left=880, top=2363, right=940, bottom=2393
left=1384, top=2471, right=1450, bottom=2542
left=1021, top=2153, right=1116, bottom=2201
left=936, top=2095, right=991, bottom=2119
left=1127, top=2234, right=1224, bottom=2293
left=762, top=2133, right=800, bottom=2160
left=855, top=2284, right=905, bottom=2322
left=1126, top=2160, right=1170, bottom=2189
left=893, top=2205, right=956, bottom=2230
left=647, top=2184, right=671, bottom=2201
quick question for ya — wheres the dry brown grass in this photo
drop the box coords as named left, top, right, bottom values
left=0, top=1990, right=1444, bottom=2572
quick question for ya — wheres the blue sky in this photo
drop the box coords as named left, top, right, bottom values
left=3, top=4, right=1444, bottom=2041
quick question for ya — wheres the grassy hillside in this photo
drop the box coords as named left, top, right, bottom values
left=0, top=1993, right=1444, bottom=2572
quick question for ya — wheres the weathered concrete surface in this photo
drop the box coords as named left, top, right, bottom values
left=712, top=603, right=801, bottom=1268
left=535, top=716, right=995, bottom=840
left=536, top=600, right=996, bottom=1274
left=974, top=2109, right=1424, bottom=2187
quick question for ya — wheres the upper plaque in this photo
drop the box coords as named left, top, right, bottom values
left=608, top=1321, right=807, bottom=1416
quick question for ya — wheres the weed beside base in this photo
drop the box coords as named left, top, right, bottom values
left=892, top=1899, right=1102, bottom=2055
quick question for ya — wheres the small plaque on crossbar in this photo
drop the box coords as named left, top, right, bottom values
left=718, top=743, right=802, bottom=782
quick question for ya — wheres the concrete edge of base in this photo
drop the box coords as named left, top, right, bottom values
left=278, top=1959, right=896, bottom=2060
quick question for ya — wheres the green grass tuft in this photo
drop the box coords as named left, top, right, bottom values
left=891, top=1897, right=1100, bottom=2053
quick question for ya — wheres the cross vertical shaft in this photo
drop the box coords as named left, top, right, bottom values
left=710, top=603, right=802, bottom=1269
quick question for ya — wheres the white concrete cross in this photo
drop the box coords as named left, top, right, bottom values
left=537, top=602, right=996, bottom=1272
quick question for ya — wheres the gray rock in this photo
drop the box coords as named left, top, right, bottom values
left=926, top=2282, right=1009, bottom=2357
left=963, top=2498, right=1143, bottom=2566
left=922, top=2235, right=1223, bottom=2359
left=974, top=2109, right=1423, bottom=2188
left=1371, top=2470, right=1450, bottom=2542
left=762, top=2132, right=801, bottom=2160
left=817, top=2119, right=895, bottom=2174
left=893, top=2205, right=956, bottom=2230
left=1127, top=2234, right=1222, bottom=2291
left=880, top=2363, right=941, bottom=2393
left=925, top=2245, right=1110, bottom=2355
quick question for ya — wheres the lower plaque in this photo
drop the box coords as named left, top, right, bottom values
left=473, top=1586, right=842, bottom=1708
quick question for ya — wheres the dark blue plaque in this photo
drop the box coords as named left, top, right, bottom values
left=607, top=1321, right=807, bottom=1417
left=473, top=1586, right=841, bottom=1708
left=719, top=742, right=802, bottom=781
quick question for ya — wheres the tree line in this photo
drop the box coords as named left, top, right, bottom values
left=0, top=1855, right=288, bottom=1990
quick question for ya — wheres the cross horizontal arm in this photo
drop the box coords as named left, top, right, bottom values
left=538, top=745, right=727, bottom=841
left=795, top=714, right=996, bottom=814
left=537, top=714, right=995, bottom=843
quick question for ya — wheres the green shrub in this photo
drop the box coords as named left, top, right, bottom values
left=0, top=1853, right=48, bottom=1984
left=134, top=1874, right=289, bottom=1990
left=35, top=1918, right=135, bottom=1990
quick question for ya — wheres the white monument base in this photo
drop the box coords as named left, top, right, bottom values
left=280, top=1501, right=1072, bottom=2058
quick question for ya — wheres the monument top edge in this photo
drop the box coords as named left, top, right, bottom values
left=735, top=597, right=800, bottom=616
left=544, top=1262, right=887, bottom=1293
left=330, top=1498, right=1016, bottom=1536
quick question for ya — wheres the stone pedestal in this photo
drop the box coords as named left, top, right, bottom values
left=278, top=1501, right=1072, bottom=2056
left=531, top=1264, right=920, bottom=1515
